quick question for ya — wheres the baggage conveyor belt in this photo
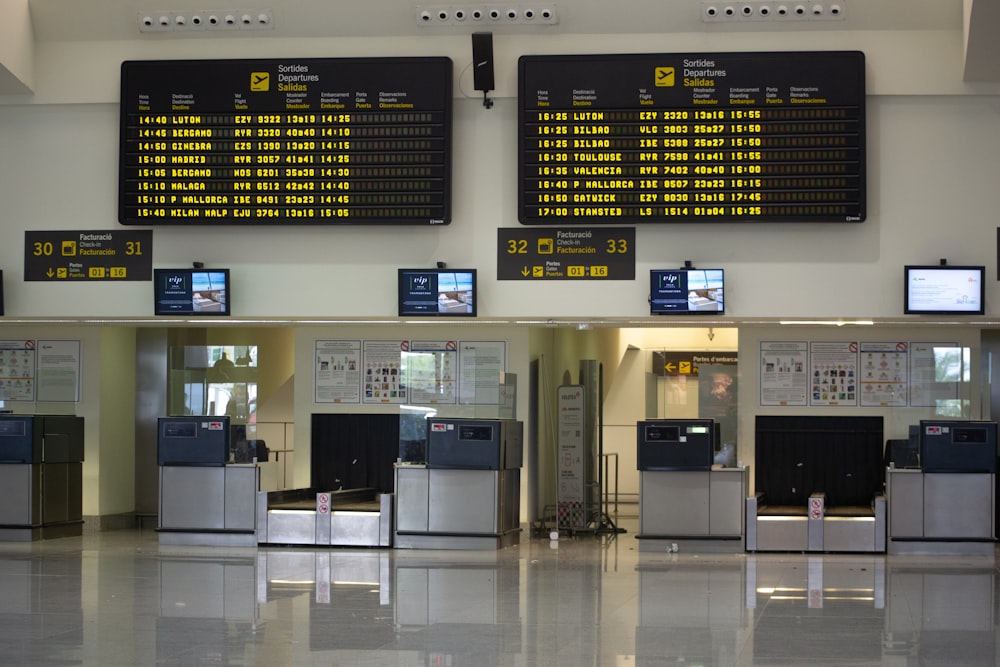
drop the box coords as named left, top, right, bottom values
left=256, top=487, right=392, bottom=547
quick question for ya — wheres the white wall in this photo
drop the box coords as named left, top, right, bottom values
left=0, top=29, right=999, bottom=321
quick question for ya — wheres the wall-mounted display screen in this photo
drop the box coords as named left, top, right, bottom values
left=154, top=268, right=230, bottom=316
left=398, top=269, right=477, bottom=316
left=119, top=57, right=452, bottom=226
left=904, top=265, right=984, bottom=315
left=650, top=269, right=724, bottom=314
left=519, top=51, right=865, bottom=224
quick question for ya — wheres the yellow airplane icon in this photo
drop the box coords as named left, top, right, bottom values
left=250, top=72, right=270, bottom=91
left=655, top=67, right=675, bottom=87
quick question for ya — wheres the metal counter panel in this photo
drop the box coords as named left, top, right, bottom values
left=640, top=470, right=710, bottom=536
left=395, top=467, right=430, bottom=533
left=924, top=473, right=994, bottom=539
left=159, top=466, right=226, bottom=530
left=224, top=466, right=258, bottom=531
left=0, top=465, right=38, bottom=526
left=887, top=469, right=924, bottom=538
left=709, top=469, right=747, bottom=536
left=428, top=469, right=498, bottom=534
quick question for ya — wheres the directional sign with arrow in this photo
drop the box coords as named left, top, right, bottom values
left=497, top=227, right=635, bottom=280
left=24, top=230, right=152, bottom=282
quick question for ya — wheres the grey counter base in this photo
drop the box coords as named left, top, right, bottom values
left=394, top=466, right=521, bottom=551
left=887, top=539, right=995, bottom=557
left=0, top=521, right=83, bottom=542
left=158, top=530, right=258, bottom=548
left=636, top=535, right=743, bottom=553
left=394, top=529, right=521, bottom=551
left=887, top=469, right=995, bottom=556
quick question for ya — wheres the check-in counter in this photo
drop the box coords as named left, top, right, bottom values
left=0, top=415, right=84, bottom=541
left=634, top=419, right=748, bottom=551
left=395, top=418, right=522, bottom=550
left=157, top=416, right=259, bottom=547
left=887, top=420, right=997, bottom=555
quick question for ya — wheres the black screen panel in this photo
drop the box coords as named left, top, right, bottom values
left=519, top=51, right=865, bottom=224
left=120, top=57, right=453, bottom=226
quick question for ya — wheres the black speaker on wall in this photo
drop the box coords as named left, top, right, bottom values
left=472, top=32, right=494, bottom=92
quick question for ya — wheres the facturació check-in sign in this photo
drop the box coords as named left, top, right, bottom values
left=24, top=230, right=152, bottom=281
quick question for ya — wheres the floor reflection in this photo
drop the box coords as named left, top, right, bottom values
left=0, top=528, right=997, bottom=665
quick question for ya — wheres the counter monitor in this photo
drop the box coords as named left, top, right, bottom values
left=650, top=268, right=724, bottom=314
left=519, top=51, right=865, bottom=224
left=904, top=265, right=985, bottom=315
left=398, top=268, right=477, bottom=317
left=119, top=57, right=452, bottom=226
left=154, top=268, right=231, bottom=316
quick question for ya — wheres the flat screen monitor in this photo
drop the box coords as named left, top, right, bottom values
left=0, top=270, right=4, bottom=316
left=650, top=269, right=724, bottom=314
left=903, top=265, right=984, bottom=315
left=154, top=268, right=230, bottom=316
left=398, top=268, right=477, bottom=316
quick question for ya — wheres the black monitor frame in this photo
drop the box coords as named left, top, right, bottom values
left=650, top=268, right=725, bottom=315
left=154, top=268, right=231, bottom=317
left=397, top=268, right=477, bottom=317
left=903, top=265, right=985, bottom=315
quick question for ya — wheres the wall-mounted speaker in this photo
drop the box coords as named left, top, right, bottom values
left=472, top=32, right=494, bottom=92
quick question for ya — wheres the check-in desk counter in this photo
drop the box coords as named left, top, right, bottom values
left=0, top=415, right=85, bottom=541
left=887, top=420, right=997, bottom=555
left=635, top=419, right=747, bottom=551
left=395, top=419, right=522, bottom=550
left=157, top=416, right=258, bottom=547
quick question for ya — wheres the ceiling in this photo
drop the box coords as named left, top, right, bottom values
left=4, top=1, right=998, bottom=93
left=23, top=0, right=964, bottom=42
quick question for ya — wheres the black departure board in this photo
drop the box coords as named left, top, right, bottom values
left=518, top=51, right=865, bottom=224
left=119, top=57, right=452, bottom=225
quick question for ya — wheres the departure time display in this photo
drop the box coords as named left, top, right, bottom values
left=518, top=51, right=865, bottom=224
left=119, top=57, right=452, bottom=225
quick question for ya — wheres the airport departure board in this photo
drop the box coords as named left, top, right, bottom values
left=119, top=57, right=452, bottom=225
left=518, top=51, right=865, bottom=224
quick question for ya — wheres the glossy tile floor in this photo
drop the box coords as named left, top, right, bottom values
left=0, top=513, right=998, bottom=666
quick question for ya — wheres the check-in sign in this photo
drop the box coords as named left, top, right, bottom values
left=24, top=230, right=152, bottom=281
left=497, top=227, right=635, bottom=280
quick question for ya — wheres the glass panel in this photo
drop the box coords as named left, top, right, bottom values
left=650, top=351, right=739, bottom=467
left=168, top=344, right=258, bottom=425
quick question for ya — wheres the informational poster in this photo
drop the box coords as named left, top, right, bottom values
left=362, top=340, right=407, bottom=405
left=458, top=341, right=508, bottom=405
left=809, top=341, right=858, bottom=407
left=759, top=341, right=808, bottom=406
left=405, top=340, right=458, bottom=405
left=35, top=340, right=81, bottom=403
left=908, top=342, right=961, bottom=408
left=314, top=340, right=361, bottom=403
left=0, top=340, right=37, bottom=401
left=859, top=341, right=908, bottom=407
left=557, top=385, right=586, bottom=530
